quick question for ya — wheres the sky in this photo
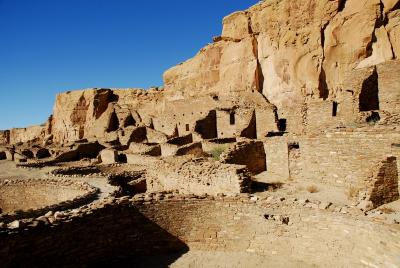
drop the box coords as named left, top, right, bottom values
left=0, top=0, right=257, bottom=130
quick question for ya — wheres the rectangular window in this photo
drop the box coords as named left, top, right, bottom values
left=186, top=124, right=190, bottom=131
left=332, top=102, right=338, bottom=117
left=230, top=112, right=235, bottom=125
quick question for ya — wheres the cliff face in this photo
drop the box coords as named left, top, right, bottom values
left=2, top=0, right=400, bottom=145
left=164, top=0, right=400, bottom=133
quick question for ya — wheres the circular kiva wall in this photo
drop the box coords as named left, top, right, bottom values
left=0, top=179, right=98, bottom=215
left=0, top=195, right=399, bottom=267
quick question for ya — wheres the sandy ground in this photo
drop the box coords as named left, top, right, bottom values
left=254, top=171, right=352, bottom=206
left=126, top=251, right=310, bottom=268
left=169, top=251, right=310, bottom=268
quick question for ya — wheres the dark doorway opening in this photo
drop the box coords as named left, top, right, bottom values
left=332, top=102, right=338, bottom=117
left=107, top=111, right=120, bottom=132
left=359, top=68, right=379, bottom=112
left=278, top=119, right=287, bottom=132
left=230, top=112, right=235, bottom=125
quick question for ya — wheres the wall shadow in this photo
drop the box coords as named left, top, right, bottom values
left=1, top=206, right=189, bottom=268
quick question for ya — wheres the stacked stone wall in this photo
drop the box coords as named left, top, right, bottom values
left=0, top=179, right=98, bottom=223
left=298, top=132, right=400, bottom=187
left=147, top=158, right=251, bottom=195
left=0, top=196, right=399, bottom=267
left=220, top=140, right=266, bottom=174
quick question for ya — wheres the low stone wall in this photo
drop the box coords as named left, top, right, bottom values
left=147, top=157, right=251, bottom=195
left=128, top=142, right=161, bottom=156
left=201, top=138, right=236, bottom=154
left=0, top=195, right=399, bottom=267
left=50, top=166, right=103, bottom=177
left=0, top=179, right=99, bottom=223
left=175, top=142, right=204, bottom=156
left=220, top=140, right=266, bottom=174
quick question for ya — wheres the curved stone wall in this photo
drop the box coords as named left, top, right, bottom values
left=0, top=194, right=399, bottom=267
left=0, top=179, right=99, bottom=223
left=50, top=166, right=103, bottom=177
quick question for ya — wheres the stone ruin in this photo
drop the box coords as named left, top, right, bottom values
left=1, top=0, right=400, bottom=267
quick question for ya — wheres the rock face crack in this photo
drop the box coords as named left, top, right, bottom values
left=338, top=0, right=347, bottom=12
left=319, top=21, right=330, bottom=100
left=252, top=37, right=264, bottom=93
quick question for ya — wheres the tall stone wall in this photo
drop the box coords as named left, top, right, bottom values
left=9, top=126, right=45, bottom=144
left=0, top=131, right=9, bottom=145
left=377, top=60, right=400, bottom=115
left=297, top=132, right=400, bottom=187
left=263, top=138, right=290, bottom=181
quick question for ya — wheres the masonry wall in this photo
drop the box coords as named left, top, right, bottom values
left=364, top=156, right=399, bottom=207
left=216, top=109, right=255, bottom=138
left=9, top=126, right=45, bottom=144
left=0, top=203, right=188, bottom=267
left=263, top=138, right=289, bottom=181
left=0, top=131, right=10, bottom=145
left=298, top=132, right=400, bottom=187
left=255, top=108, right=278, bottom=138
left=306, top=100, right=341, bottom=133
left=152, top=97, right=217, bottom=137
left=220, top=140, right=266, bottom=174
left=146, top=158, right=251, bottom=195
left=377, top=60, right=400, bottom=115
left=1, top=197, right=397, bottom=267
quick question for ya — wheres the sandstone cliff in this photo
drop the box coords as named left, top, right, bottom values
left=1, top=0, right=399, bottom=145
left=164, top=0, right=400, bottom=134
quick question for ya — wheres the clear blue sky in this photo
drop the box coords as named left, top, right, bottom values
left=0, top=0, right=257, bottom=130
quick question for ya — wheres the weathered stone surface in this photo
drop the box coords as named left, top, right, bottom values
left=220, top=140, right=266, bottom=175
left=387, top=10, right=400, bottom=60
left=361, top=156, right=399, bottom=208
left=13, top=153, right=27, bottom=163
left=100, top=149, right=118, bottom=164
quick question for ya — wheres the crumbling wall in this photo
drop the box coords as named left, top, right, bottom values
left=9, top=126, right=45, bottom=144
left=361, top=156, right=399, bottom=208
left=220, top=140, right=266, bottom=174
left=0, top=131, right=10, bottom=145
left=147, top=157, right=251, bottom=195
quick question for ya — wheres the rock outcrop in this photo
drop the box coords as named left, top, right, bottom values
left=0, top=0, right=399, bottom=146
